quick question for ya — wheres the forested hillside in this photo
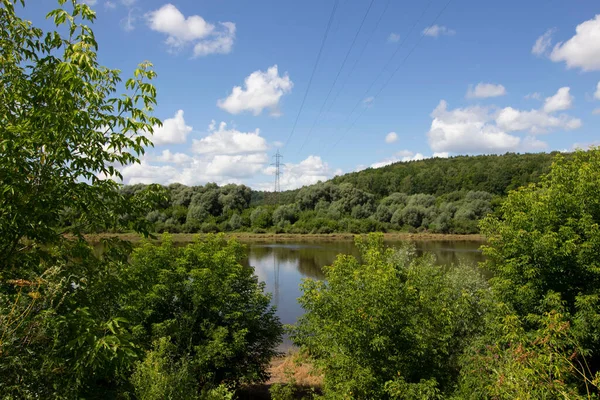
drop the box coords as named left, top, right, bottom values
left=115, top=152, right=562, bottom=235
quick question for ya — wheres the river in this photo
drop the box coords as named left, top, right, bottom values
left=243, top=239, right=486, bottom=349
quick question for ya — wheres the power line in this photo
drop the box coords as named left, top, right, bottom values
left=333, top=0, right=435, bottom=133
left=325, top=0, right=454, bottom=156
left=283, top=0, right=339, bottom=149
left=298, top=0, right=376, bottom=154
left=323, top=0, right=392, bottom=119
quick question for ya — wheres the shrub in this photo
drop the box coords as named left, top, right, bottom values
left=292, top=234, right=489, bottom=398
left=123, top=235, right=284, bottom=390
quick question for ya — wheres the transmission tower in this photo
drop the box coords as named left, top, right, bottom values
left=271, top=150, right=283, bottom=203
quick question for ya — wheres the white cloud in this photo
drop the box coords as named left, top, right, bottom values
left=543, top=87, right=573, bottom=113
left=192, top=121, right=267, bottom=155
left=205, top=153, right=268, bottom=178
left=466, top=83, right=507, bottom=99
left=433, top=152, right=449, bottom=158
left=370, top=152, right=437, bottom=169
left=595, top=82, right=600, bottom=100
left=532, top=28, right=555, bottom=56
left=385, top=132, right=398, bottom=143
left=550, top=15, right=600, bottom=71
left=496, top=108, right=581, bottom=134
left=104, top=1, right=116, bottom=9
left=525, top=92, right=542, bottom=100
left=149, top=110, right=192, bottom=145
left=146, top=4, right=236, bottom=57
left=428, top=101, right=521, bottom=153
left=217, top=65, right=293, bottom=116
left=152, top=149, right=193, bottom=164
left=423, top=25, right=455, bottom=37
left=81, top=0, right=97, bottom=5
left=388, top=33, right=400, bottom=43
left=263, top=155, right=334, bottom=190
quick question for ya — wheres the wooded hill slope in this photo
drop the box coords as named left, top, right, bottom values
left=104, top=152, right=564, bottom=235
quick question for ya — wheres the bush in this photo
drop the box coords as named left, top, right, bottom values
left=292, top=234, right=489, bottom=398
left=123, top=235, right=284, bottom=390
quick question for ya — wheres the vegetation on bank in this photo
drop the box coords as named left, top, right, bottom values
left=108, top=152, right=561, bottom=236
left=2, top=1, right=600, bottom=399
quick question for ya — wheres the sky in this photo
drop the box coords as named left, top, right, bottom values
left=21, top=0, right=600, bottom=190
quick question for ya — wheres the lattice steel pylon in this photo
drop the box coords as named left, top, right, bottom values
left=271, top=150, right=283, bottom=202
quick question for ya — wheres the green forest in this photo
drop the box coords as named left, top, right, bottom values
left=111, top=152, right=559, bottom=236
left=2, top=1, right=600, bottom=399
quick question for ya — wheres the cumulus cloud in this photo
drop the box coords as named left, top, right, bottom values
left=388, top=33, right=400, bottom=43
left=428, top=101, right=521, bottom=153
left=192, top=121, right=267, bottom=155
left=152, top=149, right=193, bottom=164
left=121, top=120, right=271, bottom=186
left=550, top=15, right=600, bottom=71
left=427, top=93, right=580, bottom=154
left=496, top=107, right=581, bottom=134
left=543, top=87, right=573, bottom=113
left=422, top=25, right=455, bottom=37
left=385, top=132, right=398, bottom=143
left=146, top=4, right=236, bottom=57
left=149, top=110, right=192, bottom=145
left=370, top=151, right=449, bottom=170
left=371, top=152, right=426, bottom=169
left=466, top=83, right=507, bottom=99
left=217, top=65, right=293, bottom=116
left=263, top=155, right=335, bottom=190
left=595, top=82, right=600, bottom=100
left=532, top=28, right=555, bottom=56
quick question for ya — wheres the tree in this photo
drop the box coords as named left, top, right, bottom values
left=473, top=148, right=600, bottom=398
left=0, top=0, right=162, bottom=272
left=292, top=234, right=489, bottom=399
left=124, top=235, right=283, bottom=391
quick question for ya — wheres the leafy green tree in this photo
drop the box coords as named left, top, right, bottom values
left=0, top=0, right=162, bottom=269
left=124, top=235, right=283, bottom=389
left=292, top=234, right=489, bottom=399
left=480, top=148, right=600, bottom=375
left=273, top=204, right=300, bottom=225
left=251, top=206, right=272, bottom=229
left=481, top=149, right=600, bottom=318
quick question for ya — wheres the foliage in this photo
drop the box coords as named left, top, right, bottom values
left=456, top=296, right=600, bottom=399
left=0, top=0, right=163, bottom=269
left=0, top=1, right=283, bottom=398
left=291, top=234, right=490, bottom=399
left=481, top=148, right=600, bottom=317
left=124, top=234, right=283, bottom=388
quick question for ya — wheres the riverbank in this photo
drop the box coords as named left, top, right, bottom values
left=85, top=232, right=485, bottom=243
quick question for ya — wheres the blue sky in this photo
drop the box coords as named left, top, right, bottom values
left=23, top=0, right=600, bottom=189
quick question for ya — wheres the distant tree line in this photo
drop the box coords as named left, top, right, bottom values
left=113, top=152, right=561, bottom=235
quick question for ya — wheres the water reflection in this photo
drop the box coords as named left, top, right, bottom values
left=244, top=240, right=485, bottom=330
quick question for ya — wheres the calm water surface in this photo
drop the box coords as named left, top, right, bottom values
left=242, top=240, right=486, bottom=348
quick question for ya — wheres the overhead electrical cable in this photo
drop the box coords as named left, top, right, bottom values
left=325, top=0, right=454, bottom=156
left=297, top=0, right=376, bottom=154
left=282, top=0, right=340, bottom=149
left=323, top=0, right=392, bottom=118
left=330, top=0, right=435, bottom=135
